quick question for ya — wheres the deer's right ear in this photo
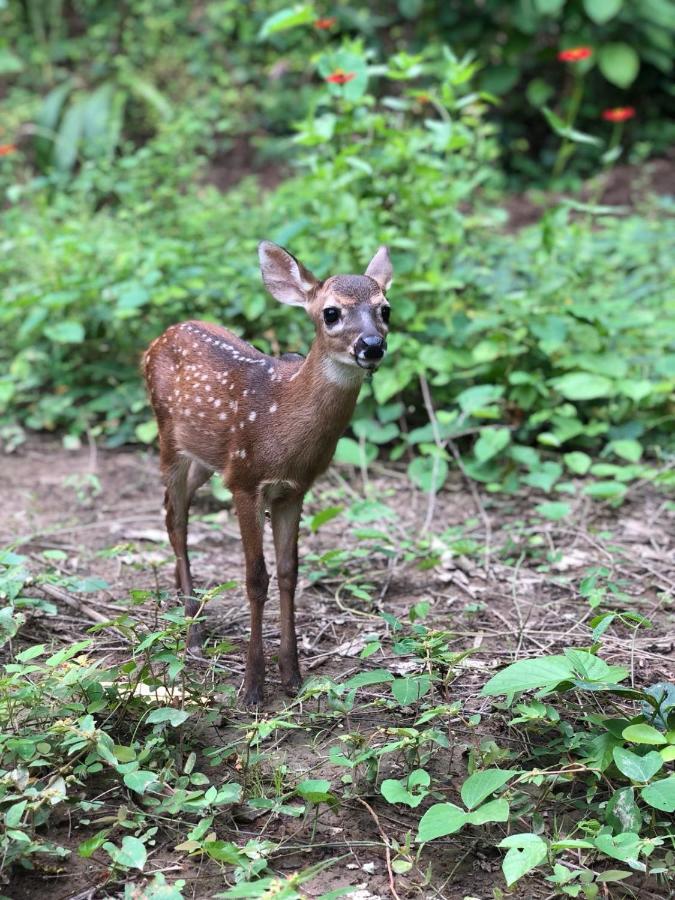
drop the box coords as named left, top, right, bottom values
left=258, top=241, right=319, bottom=307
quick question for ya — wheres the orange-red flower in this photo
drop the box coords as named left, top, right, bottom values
left=325, top=68, right=355, bottom=85
left=0, top=143, right=17, bottom=156
left=314, top=17, right=336, bottom=29
left=558, top=46, right=592, bottom=62
left=602, top=106, right=635, bottom=122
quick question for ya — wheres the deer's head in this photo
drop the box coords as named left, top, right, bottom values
left=258, top=242, right=392, bottom=374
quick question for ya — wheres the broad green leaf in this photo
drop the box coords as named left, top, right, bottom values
left=310, top=506, right=343, bottom=532
left=296, top=779, right=333, bottom=803
left=593, top=832, right=641, bottom=863
left=391, top=675, right=431, bottom=706
left=583, top=481, right=627, bottom=501
left=605, top=787, right=641, bottom=834
left=482, top=655, right=574, bottom=695
left=640, top=775, right=675, bottom=812
left=460, top=769, right=518, bottom=810
left=407, top=456, right=448, bottom=493
left=124, top=770, right=161, bottom=794
left=564, top=451, right=592, bottom=474
left=113, top=835, right=147, bottom=870
left=622, top=724, right=667, bottom=745
left=499, top=833, right=547, bottom=886
left=78, top=828, right=111, bottom=858
left=550, top=372, right=613, bottom=400
left=146, top=708, right=191, bottom=727
left=259, top=4, right=316, bottom=38
left=334, top=437, right=377, bottom=467
left=465, top=797, right=510, bottom=825
left=344, top=669, right=394, bottom=689
left=535, top=501, right=571, bottom=520
left=381, top=769, right=430, bottom=808
left=5, top=800, right=27, bottom=828
left=456, top=384, right=504, bottom=415
left=474, top=427, right=511, bottom=463
left=599, top=43, right=639, bottom=88
left=416, top=802, right=467, bottom=841
left=609, top=439, right=642, bottom=462
left=135, top=420, right=158, bottom=444
left=46, top=639, right=93, bottom=666
left=612, top=747, right=663, bottom=782
left=44, top=321, right=85, bottom=344
left=583, top=0, right=623, bottom=24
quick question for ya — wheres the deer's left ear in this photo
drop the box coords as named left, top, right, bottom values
left=365, top=246, right=393, bottom=293
left=258, top=241, right=319, bottom=307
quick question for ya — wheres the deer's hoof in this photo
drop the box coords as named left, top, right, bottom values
left=281, top=670, right=303, bottom=697
left=242, top=683, right=265, bottom=708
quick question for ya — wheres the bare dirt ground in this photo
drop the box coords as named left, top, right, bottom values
left=1, top=436, right=673, bottom=899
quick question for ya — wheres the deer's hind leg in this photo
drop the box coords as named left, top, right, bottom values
left=163, top=454, right=211, bottom=651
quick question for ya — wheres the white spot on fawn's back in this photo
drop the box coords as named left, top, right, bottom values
left=269, top=403, right=278, bottom=413
left=248, top=411, right=256, bottom=421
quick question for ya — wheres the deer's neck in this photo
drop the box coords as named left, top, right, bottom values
left=280, top=346, right=364, bottom=473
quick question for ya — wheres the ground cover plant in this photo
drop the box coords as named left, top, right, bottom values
left=1, top=1, right=674, bottom=897
left=0, top=443, right=673, bottom=897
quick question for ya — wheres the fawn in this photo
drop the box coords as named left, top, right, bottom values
left=143, top=242, right=392, bottom=705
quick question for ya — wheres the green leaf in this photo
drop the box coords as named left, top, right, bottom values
left=564, top=451, right=592, bottom=475
left=461, top=769, right=518, bottom=810
left=593, top=831, right=641, bottom=863
left=605, top=787, right=641, bottom=834
left=259, top=4, right=316, bottom=39
left=344, top=669, right=394, bottom=689
left=599, top=43, right=640, bottom=88
left=456, top=384, right=504, bottom=415
left=474, top=427, right=511, bottom=463
left=622, top=724, right=667, bottom=745
left=334, top=437, right=377, bottom=467
left=407, top=456, right=448, bottom=493
left=124, top=770, right=161, bottom=794
left=296, top=779, right=333, bottom=804
left=550, top=372, right=613, bottom=400
left=381, top=769, right=430, bottom=808
left=583, top=0, right=623, bottom=24
left=416, top=802, right=467, bottom=842
left=612, top=747, right=663, bottom=782
left=391, top=675, right=431, bottom=706
left=46, top=639, right=93, bottom=666
left=640, top=775, right=675, bottom=812
left=499, top=833, right=548, bottom=886
left=146, top=708, right=191, bottom=727
left=609, top=439, right=642, bottom=462
left=482, top=655, right=574, bottom=696
left=78, top=828, right=111, bottom=858
left=113, top=835, right=147, bottom=870
left=535, top=501, right=571, bottom=520
left=5, top=800, right=27, bottom=828
left=310, top=506, right=343, bottom=532
left=583, top=481, right=627, bottom=501
left=135, top=420, right=158, bottom=444
left=44, top=321, right=85, bottom=344
left=465, top=797, right=510, bottom=825
left=542, top=108, right=602, bottom=146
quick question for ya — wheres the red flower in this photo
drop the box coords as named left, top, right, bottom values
left=325, top=68, right=355, bottom=85
left=0, top=143, right=17, bottom=156
left=602, top=106, right=636, bottom=122
left=557, top=46, right=592, bottom=62
left=314, top=17, right=336, bottom=29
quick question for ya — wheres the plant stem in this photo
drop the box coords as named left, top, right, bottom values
left=552, top=75, right=584, bottom=178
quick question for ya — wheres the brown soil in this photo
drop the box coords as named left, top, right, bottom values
left=1, top=436, right=673, bottom=899
left=502, top=151, right=675, bottom=230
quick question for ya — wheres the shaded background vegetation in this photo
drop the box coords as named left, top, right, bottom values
left=1, top=0, right=673, bottom=494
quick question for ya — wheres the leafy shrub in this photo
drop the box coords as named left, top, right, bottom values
left=1, top=40, right=673, bottom=486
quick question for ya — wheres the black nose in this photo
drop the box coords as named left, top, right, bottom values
left=356, top=334, right=386, bottom=360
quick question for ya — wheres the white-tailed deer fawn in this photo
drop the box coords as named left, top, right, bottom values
left=143, top=242, right=392, bottom=705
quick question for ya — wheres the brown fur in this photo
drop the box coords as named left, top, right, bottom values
left=143, top=242, right=392, bottom=706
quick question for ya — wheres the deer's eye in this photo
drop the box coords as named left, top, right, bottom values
left=381, top=306, right=391, bottom=324
left=323, top=307, right=341, bottom=325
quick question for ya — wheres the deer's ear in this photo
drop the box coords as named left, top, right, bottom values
left=364, top=246, right=393, bottom=292
left=258, top=241, right=319, bottom=307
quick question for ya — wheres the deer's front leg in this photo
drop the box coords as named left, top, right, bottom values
left=234, top=490, right=269, bottom=707
left=271, top=494, right=303, bottom=695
